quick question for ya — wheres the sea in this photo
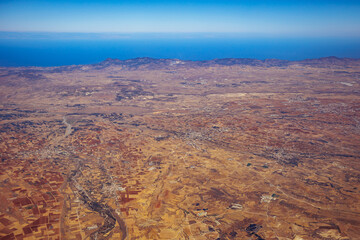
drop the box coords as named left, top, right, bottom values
left=1, top=33, right=360, bottom=67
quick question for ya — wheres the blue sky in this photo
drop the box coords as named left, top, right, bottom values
left=0, top=0, right=360, bottom=37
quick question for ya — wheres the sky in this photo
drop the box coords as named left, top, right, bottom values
left=0, top=0, right=360, bottom=37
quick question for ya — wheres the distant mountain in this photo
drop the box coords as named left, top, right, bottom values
left=95, top=56, right=360, bottom=69
left=42, top=56, right=360, bottom=73
left=293, top=56, right=360, bottom=67
left=93, top=57, right=290, bottom=69
left=93, top=57, right=177, bottom=70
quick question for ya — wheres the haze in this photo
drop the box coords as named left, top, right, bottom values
left=1, top=0, right=360, bottom=37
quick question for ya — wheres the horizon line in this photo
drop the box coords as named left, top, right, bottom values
left=1, top=31, right=360, bottom=39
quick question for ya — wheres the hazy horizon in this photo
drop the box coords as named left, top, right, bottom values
left=1, top=0, right=360, bottom=37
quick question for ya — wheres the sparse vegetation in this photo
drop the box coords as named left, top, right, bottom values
left=0, top=58, right=359, bottom=239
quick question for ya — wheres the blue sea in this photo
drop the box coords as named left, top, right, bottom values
left=1, top=33, right=360, bottom=67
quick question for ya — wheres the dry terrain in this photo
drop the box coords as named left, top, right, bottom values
left=0, top=57, right=360, bottom=240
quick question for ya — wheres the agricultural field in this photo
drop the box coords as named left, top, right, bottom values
left=0, top=57, right=360, bottom=239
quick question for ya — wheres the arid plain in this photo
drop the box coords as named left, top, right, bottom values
left=0, top=57, right=360, bottom=240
